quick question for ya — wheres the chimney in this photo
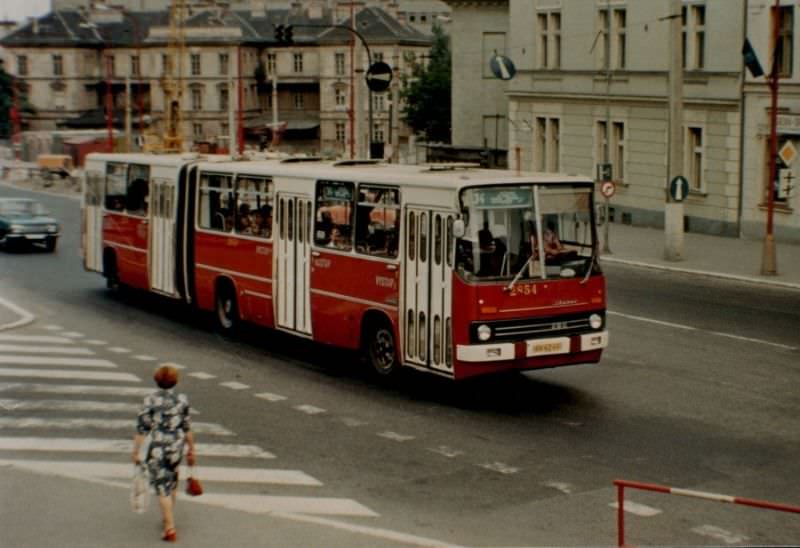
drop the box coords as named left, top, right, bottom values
left=307, top=0, right=325, bottom=20
left=30, top=17, right=39, bottom=35
left=251, top=0, right=266, bottom=18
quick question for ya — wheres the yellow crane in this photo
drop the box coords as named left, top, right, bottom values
left=160, top=0, right=186, bottom=152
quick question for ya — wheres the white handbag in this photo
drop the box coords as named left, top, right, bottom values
left=130, top=464, right=150, bottom=514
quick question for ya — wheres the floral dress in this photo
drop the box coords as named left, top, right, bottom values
left=136, top=389, right=192, bottom=496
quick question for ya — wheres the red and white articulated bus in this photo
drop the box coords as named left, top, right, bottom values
left=82, top=153, right=608, bottom=380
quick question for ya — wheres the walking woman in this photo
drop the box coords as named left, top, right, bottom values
left=132, top=364, right=196, bottom=542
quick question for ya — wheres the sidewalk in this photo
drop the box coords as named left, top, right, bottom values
left=600, top=222, right=800, bottom=290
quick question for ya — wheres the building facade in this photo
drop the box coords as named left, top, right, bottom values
left=0, top=0, right=432, bottom=158
left=447, top=0, right=800, bottom=244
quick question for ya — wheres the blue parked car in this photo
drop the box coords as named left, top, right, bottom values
left=0, top=198, right=60, bottom=252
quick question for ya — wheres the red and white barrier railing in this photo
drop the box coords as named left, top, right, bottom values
left=614, top=479, right=800, bottom=547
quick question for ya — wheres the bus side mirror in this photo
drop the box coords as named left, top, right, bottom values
left=452, top=219, right=465, bottom=238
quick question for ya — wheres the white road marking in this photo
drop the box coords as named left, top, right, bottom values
left=427, top=446, right=464, bottom=458
left=609, top=310, right=798, bottom=351
left=168, top=363, right=186, bottom=369
left=194, top=493, right=378, bottom=517
left=478, top=462, right=520, bottom=474
left=0, top=382, right=151, bottom=397
left=0, top=344, right=94, bottom=355
left=0, top=398, right=140, bottom=413
left=188, top=372, right=217, bottom=380
left=0, top=417, right=233, bottom=435
left=220, top=381, right=250, bottom=390
left=295, top=404, right=326, bottom=415
left=0, top=368, right=140, bottom=382
left=0, top=460, right=321, bottom=486
left=108, top=347, right=131, bottom=353
left=133, top=355, right=158, bottom=361
left=41, top=325, right=64, bottom=331
left=0, top=334, right=73, bottom=344
left=609, top=500, right=662, bottom=517
left=84, top=340, right=107, bottom=346
left=339, top=417, right=368, bottom=427
left=61, top=332, right=84, bottom=338
left=544, top=481, right=574, bottom=494
left=378, top=431, right=416, bottom=442
left=254, top=392, right=287, bottom=402
left=0, top=356, right=116, bottom=368
left=0, top=437, right=274, bottom=458
left=0, top=296, right=34, bottom=331
left=691, top=524, right=749, bottom=544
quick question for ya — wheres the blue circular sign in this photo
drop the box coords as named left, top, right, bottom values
left=669, top=176, right=690, bottom=202
left=489, top=55, right=516, bottom=81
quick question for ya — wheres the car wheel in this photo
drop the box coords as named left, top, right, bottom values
left=45, top=238, right=57, bottom=253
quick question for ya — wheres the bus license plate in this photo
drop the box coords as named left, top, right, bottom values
left=527, top=337, right=570, bottom=357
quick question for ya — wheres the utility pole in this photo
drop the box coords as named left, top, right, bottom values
left=664, top=0, right=685, bottom=261
left=762, top=0, right=781, bottom=275
left=603, top=0, right=612, bottom=254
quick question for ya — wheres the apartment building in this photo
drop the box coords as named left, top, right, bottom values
left=447, top=0, right=800, bottom=244
left=0, top=0, right=432, bottom=158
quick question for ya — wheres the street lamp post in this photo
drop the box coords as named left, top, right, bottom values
left=762, top=0, right=781, bottom=275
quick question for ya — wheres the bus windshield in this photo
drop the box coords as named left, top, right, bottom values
left=456, top=184, right=596, bottom=281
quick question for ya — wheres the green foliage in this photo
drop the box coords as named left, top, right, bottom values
left=0, top=65, right=12, bottom=140
left=400, top=23, right=451, bottom=143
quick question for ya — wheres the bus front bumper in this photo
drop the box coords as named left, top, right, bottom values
left=455, top=331, right=609, bottom=363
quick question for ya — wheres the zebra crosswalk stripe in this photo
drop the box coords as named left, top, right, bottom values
left=0, top=356, right=115, bottom=368
left=0, top=382, right=153, bottom=397
left=0, top=437, right=275, bottom=458
left=0, top=398, right=141, bottom=413
left=0, top=368, right=140, bottom=382
left=0, top=334, right=73, bottom=344
left=0, top=344, right=94, bottom=355
left=0, top=417, right=233, bottom=435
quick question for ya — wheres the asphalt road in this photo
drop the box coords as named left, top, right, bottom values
left=1, top=185, right=799, bottom=547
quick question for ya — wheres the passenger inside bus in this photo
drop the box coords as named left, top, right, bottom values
left=328, top=226, right=350, bottom=250
left=317, top=210, right=334, bottom=245
left=543, top=221, right=578, bottom=264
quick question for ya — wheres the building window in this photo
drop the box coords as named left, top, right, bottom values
left=191, top=87, right=203, bottom=111
left=537, top=11, right=561, bottom=69
left=335, top=122, right=346, bottom=143
left=482, top=32, right=506, bottom=77
left=293, top=53, right=303, bottom=73
left=52, top=54, right=63, bottom=76
left=191, top=54, right=201, bottom=76
left=682, top=4, right=706, bottom=70
left=162, top=54, right=169, bottom=76
left=193, top=123, right=203, bottom=139
left=373, top=93, right=386, bottom=112
left=219, top=86, right=229, bottom=111
left=335, top=52, right=346, bottom=75
left=131, top=55, right=140, bottom=77
left=219, top=53, right=229, bottom=75
left=373, top=52, right=384, bottom=63
left=595, top=120, right=609, bottom=177
left=293, top=92, right=304, bottom=110
left=776, top=6, right=794, bottom=78
left=373, top=123, right=385, bottom=143
left=105, top=55, right=116, bottom=77
left=598, top=8, right=626, bottom=70
left=267, top=53, right=276, bottom=74
left=612, top=121, right=626, bottom=185
left=335, top=88, right=346, bottom=107
left=534, top=116, right=560, bottom=172
left=17, top=55, right=28, bottom=76
left=686, top=127, right=704, bottom=192
left=221, top=122, right=229, bottom=138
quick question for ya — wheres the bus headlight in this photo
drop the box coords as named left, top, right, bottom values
left=589, top=313, right=603, bottom=329
left=477, top=324, right=492, bottom=341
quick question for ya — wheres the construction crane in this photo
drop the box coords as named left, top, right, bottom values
left=161, top=0, right=186, bottom=152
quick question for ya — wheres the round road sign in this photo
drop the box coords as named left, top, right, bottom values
left=489, top=54, right=516, bottom=80
left=669, top=175, right=690, bottom=202
left=600, top=180, right=616, bottom=199
left=366, top=61, right=393, bottom=92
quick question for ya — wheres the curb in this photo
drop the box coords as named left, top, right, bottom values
left=0, top=179, right=82, bottom=201
left=601, top=256, right=800, bottom=291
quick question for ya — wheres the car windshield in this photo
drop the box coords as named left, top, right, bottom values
left=455, top=184, right=596, bottom=281
left=0, top=200, right=48, bottom=216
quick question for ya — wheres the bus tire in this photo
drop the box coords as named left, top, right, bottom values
left=215, top=280, right=238, bottom=333
left=365, top=319, right=399, bottom=378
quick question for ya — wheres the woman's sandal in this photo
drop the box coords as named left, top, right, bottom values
left=162, top=528, right=177, bottom=542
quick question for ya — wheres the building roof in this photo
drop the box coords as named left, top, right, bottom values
left=0, top=7, right=432, bottom=49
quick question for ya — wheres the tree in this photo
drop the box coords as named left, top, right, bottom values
left=400, top=23, right=451, bottom=143
left=0, top=60, right=34, bottom=141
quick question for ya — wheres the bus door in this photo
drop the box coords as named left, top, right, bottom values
left=83, top=169, right=105, bottom=273
left=403, top=208, right=455, bottom=374
left=148, top=177, right=178, bottom=296
left=275, top=194, right=313, bottom=335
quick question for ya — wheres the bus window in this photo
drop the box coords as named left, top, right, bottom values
left=355, top=185, right=399, bottom=258
left=235, top=175, right=272, bottom=238
left=126, top=164, right=150, bottom=216
left=434, top=214, right=442, bottom=265
left=198, top=172, right=234, bottom=232
left=105, top=162, right=127, bottom=211
left=315, top=181, right=354, bottom=251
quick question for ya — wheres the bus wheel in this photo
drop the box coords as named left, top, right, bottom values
left=366, top=322, right=398, bottom=377
left=103, top=252, right=120, bottom=291
left=215, top=283, right=238, bottom=332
